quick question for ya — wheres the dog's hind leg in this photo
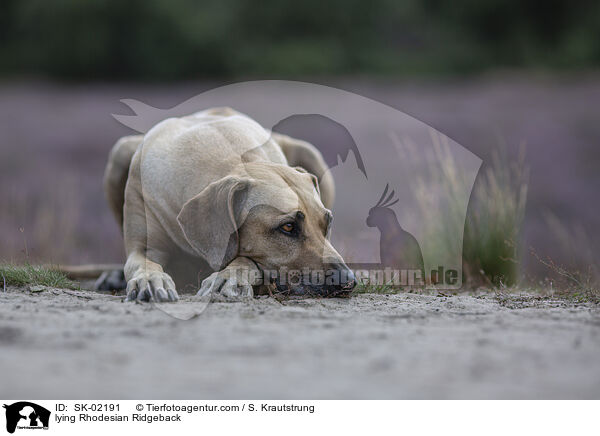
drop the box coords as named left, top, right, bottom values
left=91, top=135, right=143, bottom=291
left=49, top=136, right=142, bottom=290
left=272, top=132, right=335, bottom=209
left=104, top=135, right=143, bottom=230
left=94, top=269, right=126, bottom=292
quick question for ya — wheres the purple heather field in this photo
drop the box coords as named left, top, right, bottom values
left=1, top=74, right=598, bottom=281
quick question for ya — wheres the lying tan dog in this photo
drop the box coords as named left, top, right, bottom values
left=103, top=107, right=355, bottom=302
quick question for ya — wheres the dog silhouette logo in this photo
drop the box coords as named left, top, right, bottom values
left=366, top=184, right=424, bottom=273
left=3, top=402, right=50, bottom=434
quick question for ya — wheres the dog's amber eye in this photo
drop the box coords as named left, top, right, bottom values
left=280, top=223, right=295, bottom=234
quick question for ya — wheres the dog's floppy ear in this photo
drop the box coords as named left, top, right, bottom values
left=294, top=166, right=320, bottom=196
left=177, top=176, right=251, bottom=270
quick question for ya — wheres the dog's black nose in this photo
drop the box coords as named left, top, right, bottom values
left=325, top=262, right=356, bottom=290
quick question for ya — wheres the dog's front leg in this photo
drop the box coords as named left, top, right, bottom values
left=124, top=250, right=178, bottom=302
left=198, top=257, right=262, bottom=298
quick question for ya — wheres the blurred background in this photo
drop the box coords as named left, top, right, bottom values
left=1, top=0, right=598, bottom=287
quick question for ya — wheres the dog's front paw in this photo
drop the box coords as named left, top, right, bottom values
left=126, top=272, right=178, bottom=302
left=198, top=268, right=254, bottom=298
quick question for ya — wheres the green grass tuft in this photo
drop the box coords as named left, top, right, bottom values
left=0, top=264, right=76, bottom=289
left=352, top=281, right=399, bottom=295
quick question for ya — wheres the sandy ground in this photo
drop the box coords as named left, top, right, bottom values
left=1, top=285, right=599, bottom=399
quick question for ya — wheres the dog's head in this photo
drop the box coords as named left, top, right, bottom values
left=177, top=162, right=355, bottom=296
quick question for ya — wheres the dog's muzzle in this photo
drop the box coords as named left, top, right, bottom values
left=274, top=264, right=356, bottom=297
